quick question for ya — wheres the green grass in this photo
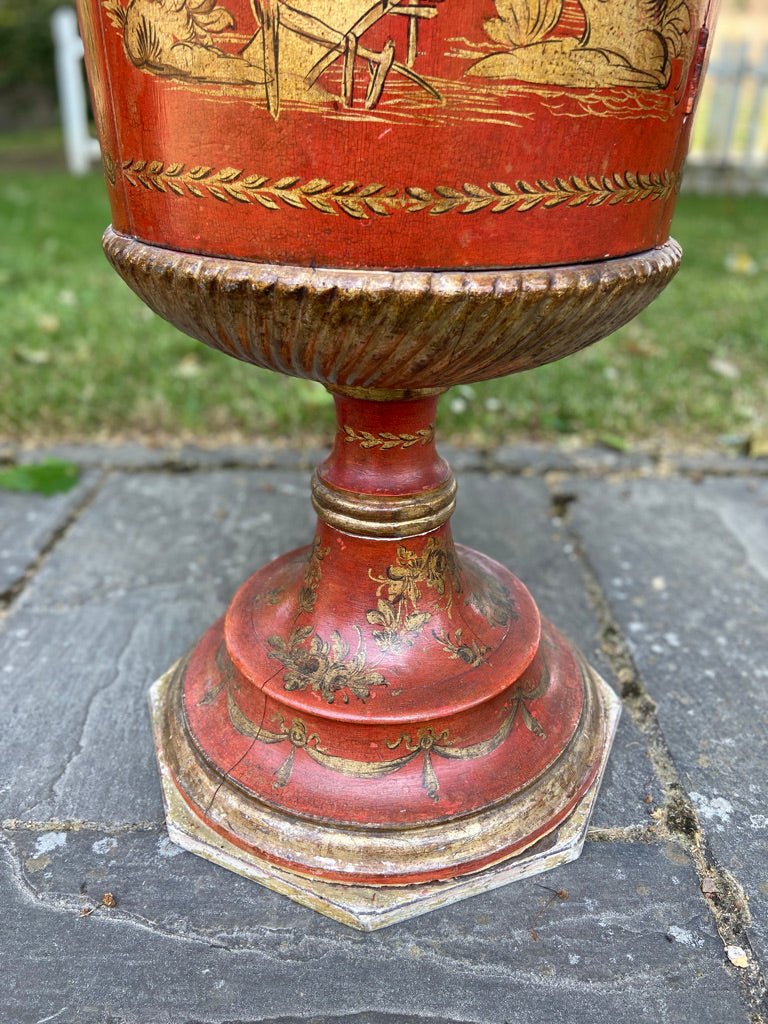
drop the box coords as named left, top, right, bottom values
left=1, top=168, right=766, bottom=448
left=0, top=126, right=63, bottom=157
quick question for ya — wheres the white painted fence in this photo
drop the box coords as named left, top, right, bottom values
left=51, top=6, right=101, bottom=175
left=685, top=39, right=768, bottom=193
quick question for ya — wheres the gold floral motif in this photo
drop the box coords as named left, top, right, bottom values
left=297, top=538, right=330, bottom=614
left=226, top=660, right=551, bottom=798
left=483, top=0, right=561, bottom=49
left=267, top=624, right=386, bottom=704
left=432, top=628, right=488, bottom=668
left=118, top=159, right=402, bottom=218
left=102, top=0, right=127, bottom=31
left=103, top=151, right=117, bottom=187
left=405, top=172, right=678, bottom=214
left=371, top=537, right=459, bottom=608
left=367, top=537, right=461, bottom=653
left=343, top=425, right=434, bottom=450
left=113, top=158, right=679, bottom=220
left=366, top=599, right=430, bottom=655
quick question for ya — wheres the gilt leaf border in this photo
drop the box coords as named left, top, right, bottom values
left=108, top=154, right=679, bottom=220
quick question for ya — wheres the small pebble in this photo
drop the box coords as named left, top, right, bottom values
left=725, top=944, right=748, bottom=969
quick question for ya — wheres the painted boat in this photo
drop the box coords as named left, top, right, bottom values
left=245, top=0, right=436, bottom=113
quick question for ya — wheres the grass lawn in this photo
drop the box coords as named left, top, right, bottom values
left=1, top=167, right=766, bottom=449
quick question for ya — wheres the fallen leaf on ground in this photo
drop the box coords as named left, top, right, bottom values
left=724, top=251, right=758, bottom=276
left=748, top=432, right=768, bottom=458
left=36, top=313, right=61, bottom=333
left=173, top=354, right=203, bottom=379
left=13, top=347, right=51, bottom=365
left=708, top=356, right=740, bottom=380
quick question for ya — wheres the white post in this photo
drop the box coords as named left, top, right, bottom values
left=51, top=6, right=101, bottom=175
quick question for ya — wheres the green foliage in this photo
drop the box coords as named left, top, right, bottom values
left=0, top=0, right=62, bottom=95
left=0, top=460, right=80, bottom=495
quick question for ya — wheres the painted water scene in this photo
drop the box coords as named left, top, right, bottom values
left=101, top=0, right=697, bottom=125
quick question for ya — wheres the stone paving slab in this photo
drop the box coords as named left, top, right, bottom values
left=0, top=471, right=311, bottom=825
left=0, top=470, right=99, bottom=595
left=570, top=475, right=768, bottom=967
left=0, top=829, right=749, bottom=1024
left=10, top=443, right=327, bottom=473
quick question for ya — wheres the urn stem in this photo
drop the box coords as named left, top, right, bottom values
left=312, top=392, right=457, bottom=540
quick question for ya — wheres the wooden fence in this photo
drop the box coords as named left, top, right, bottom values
left=685, top=39, right=768, bottom=194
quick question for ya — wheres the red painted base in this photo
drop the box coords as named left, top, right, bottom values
left=154, top=392, right=614, bottom=888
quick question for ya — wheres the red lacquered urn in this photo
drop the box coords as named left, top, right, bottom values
left=79, top=0, right=718, bottom=928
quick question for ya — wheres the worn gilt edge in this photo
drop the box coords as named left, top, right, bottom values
left=106, top=154, right=679, bottom=220
left=311, top=472, right=457, bottom=538
left=148, top=662, right=621, bottom=929
left=104, top=227, right=682, bottom=303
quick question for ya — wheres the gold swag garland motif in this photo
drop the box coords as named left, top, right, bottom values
left=106, top=154, right=679, bottom=221
left=226, top=657, right=551, bottom=800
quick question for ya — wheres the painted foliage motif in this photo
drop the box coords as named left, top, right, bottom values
left=100, top=0, right=698, bottom=123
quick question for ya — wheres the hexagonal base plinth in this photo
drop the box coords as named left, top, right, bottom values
left=149, top=663, right=620, bottom=931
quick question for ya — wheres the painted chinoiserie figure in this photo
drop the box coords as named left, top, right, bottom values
left=78, top=0, right=719, bottom=927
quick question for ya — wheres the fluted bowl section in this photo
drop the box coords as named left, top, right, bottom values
left=105, top=228, right=681, bottom=391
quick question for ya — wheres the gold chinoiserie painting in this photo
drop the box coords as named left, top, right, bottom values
left=100, top=0, right=697, bottom=122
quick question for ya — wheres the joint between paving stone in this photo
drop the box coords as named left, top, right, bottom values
left=10, top=441, right=768, bottom=480
left=0, top=469, right=108, bottom=616
left=2, top=819, right=163, bottom=835
left=586, top=824, right=659, bottom=844
left=547, top=477, right=768, bottom=1018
